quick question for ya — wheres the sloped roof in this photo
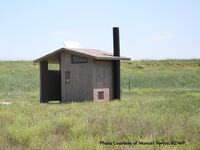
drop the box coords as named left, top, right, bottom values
left=33, top=48, right=131, bottom=63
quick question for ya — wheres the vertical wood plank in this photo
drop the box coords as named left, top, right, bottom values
left=40, top=61, right=48, bottom=103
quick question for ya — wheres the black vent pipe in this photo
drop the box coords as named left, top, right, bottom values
left=113, top=27, right=121, bottom=100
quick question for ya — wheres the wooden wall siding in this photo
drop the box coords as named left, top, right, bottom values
left=61, top=52, right=113, bottom=102
left=93, top=60, right=113, bottom=100
left=61, top=52, right=94, bottom=102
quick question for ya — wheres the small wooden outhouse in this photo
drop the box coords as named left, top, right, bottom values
left=34, top=27, right=130, bottom=103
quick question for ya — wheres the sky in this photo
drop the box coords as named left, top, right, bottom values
left=0, top=0, right=200, bottom=60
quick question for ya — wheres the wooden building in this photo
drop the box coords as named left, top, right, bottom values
left=34, top=27, right=130, bottom=103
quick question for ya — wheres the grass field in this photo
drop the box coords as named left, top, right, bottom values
left=0, top=60, right=200, bottom=150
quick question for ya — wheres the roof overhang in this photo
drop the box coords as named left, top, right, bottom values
left=33, top=48, right=131, bottom=63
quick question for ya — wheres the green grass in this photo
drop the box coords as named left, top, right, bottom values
left=0, top=60, right=200, bottom=150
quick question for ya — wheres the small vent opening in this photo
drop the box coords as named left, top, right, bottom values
left=98, top=91, right=104, bottom=100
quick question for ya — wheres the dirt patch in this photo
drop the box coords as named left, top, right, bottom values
left=0, top=101, right=13, bottom=105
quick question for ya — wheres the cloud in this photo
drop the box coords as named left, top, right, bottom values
left=64, top=41, right=81, bottom=48
left=150, top=32, right=175, bottom=42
